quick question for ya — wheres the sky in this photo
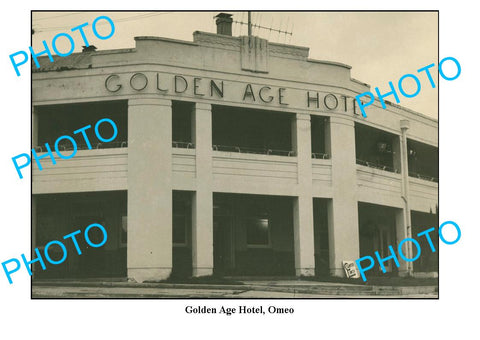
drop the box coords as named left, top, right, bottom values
left=31, top=11, right=438, bottom=118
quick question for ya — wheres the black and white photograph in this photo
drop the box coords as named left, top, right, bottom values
left=0, top=2, right=478, bottom=339
left=29, top=11, right=439, bottom=298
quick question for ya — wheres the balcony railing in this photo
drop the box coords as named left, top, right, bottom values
left=212, top=144, right=296, bottom=157
left=33, top=141, right=128, bottom=152
left=356, top=158, right=399, bottom=173
left=172, top=141, right=195, bottom=149
left=409, top=171, right=438, bottom=183
left=312, top=152, right=330, bottom=159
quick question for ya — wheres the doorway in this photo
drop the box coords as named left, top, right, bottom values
left=358, top=202, right=398, bottom=275
left=373, top=224, right=395, bottom=273
left=213, top=193, right=295, bottom=276
left=213, top=216, right=235, bottom=275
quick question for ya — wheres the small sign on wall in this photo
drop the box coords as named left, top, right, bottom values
left=342, top=261, right=360, bottom=279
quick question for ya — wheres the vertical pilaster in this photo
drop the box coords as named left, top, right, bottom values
left=292, top=113, right=315, bottom=276
left=399, top=119, right=413, bottom=275
left=327, top=116, right=360, bottom=277
left=32, top=106, right=38, bottom=146
left=31, top=195, right=37, bottom=278
left=192, top=103, right=214, bottom=277
left=395, top=208, right=409, bottom=276
left=32, top=106, right=38, bottom=278
left=127, top=98, right=172, bottom=282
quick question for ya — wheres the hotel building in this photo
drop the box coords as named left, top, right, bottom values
left=31, top=13, right=438, bottom=282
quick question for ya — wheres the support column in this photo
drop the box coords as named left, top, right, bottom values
left=292, top=113, right=315, bottom=276
left=32, top=106, right=38, bottom=146
left=192, top=103, right=214, bottom=277
left=127, top=98, right=172, bottom=282
left=327, top=116, right=360, bottom=277
left=32, top=107, right=38, bottom=273
left=31, top=195, right=37, bottom=278
left=395, top=208, right=409, bottom=276
left=399, top=119, right=413, bottom=275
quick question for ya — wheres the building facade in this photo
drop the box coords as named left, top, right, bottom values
left=31, top=14, right=438, bottom=282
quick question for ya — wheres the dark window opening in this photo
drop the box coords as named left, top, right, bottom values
left=411, top=210, right=439, bottom=272
left=355, top=123, right=398, bottom=173
left=120, top=216, right=127, bottom=247
left=172, top=191, right=191, bottom=246
left=171, top=191, right=193, bottom=278
left=34, top=191, right=127, bottom=279
left=311, top=115, right=329, bottom=159
left=212, top=105, right=293, bottom=156
left=35, top=100, right=127, bottom=151
left=246, top=217, right=270, bottom=246
left=358, top=202, right=398, bottom=278
left=313, top=198, right=330, bottom=276
left=408, top=139, right=438, bottom=182
left=172, top=101, right=194, bottom=149
left=213, top=193, right=294, bottom=276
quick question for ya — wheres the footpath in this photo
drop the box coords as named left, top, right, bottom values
left=32, top=278, right=438, bottom=298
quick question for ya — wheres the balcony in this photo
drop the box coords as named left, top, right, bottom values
left=33, top=141, right=128, bottom=153
left=409, top=171, right=438, bottom=183
left=32, top=147, right=127, bottom=194
left=356, top=164, right=403, bottom=208
left=409, top=176, right=438, bottom=213
left=356, top=158, right=399, bottom=174
left=172, top=141, right=195, bottom=149
left=212, top=147, right=298, bottom=196
left=212, top=144, right=295, bottom=157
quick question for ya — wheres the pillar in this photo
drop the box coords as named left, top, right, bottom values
left=191, top=103, right=214, bottom=277
left=32, top=107, right=38, bottom=270
left=399, top=119, right=413, bottom=275
left=292, top=113, right=315, bottom=276
left=31, top=195, right=37, bottom=278
left=327, top=116, right=360, bottom=277
left=32, top=106, right=38, bottom=146
left=127, top=98, right=172, bottom=282
left=395, top=208, right=409, bottom=276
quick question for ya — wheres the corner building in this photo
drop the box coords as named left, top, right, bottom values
left=32, top=15, right=438, bottom=282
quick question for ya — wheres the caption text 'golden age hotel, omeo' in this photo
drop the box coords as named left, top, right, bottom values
left=31, top=13, right=438, bottom=282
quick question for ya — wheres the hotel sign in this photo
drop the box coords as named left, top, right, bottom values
left=105, top=72, right=363, bottom=115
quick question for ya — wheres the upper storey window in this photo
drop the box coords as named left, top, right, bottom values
left=407, top=139, right=438, bottom=182
left=311, top=116, right=329, bottom=159
left=355, top=123, right=398, bottom=173
left=34, top=100, right=128, bottom=151
left=212, top=105, right=293, bottom=156
left=172, top=100, right=194, bottom=149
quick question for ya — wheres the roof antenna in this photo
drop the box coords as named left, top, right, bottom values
left=233, top=12, right=293, bottom=41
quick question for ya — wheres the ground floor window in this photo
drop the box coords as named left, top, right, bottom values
left=33, top=191, right=127, bottom=279
left=171, top=191, right=193, bottom=278
left=313, top=198, right=330, bottom=275
left=411, top=210, right=439, bottom=272
left=246, top=217, right=270, bottom=247
left=358, top=202, right=398, bottom=275
left=213, top=193, right=295, bottom=276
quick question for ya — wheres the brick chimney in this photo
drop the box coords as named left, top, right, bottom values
left=215, top=13, right=233, bottom=36
left=82, top=45, right=97, bottom=52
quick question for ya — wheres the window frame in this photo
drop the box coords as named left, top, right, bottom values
left=245, top=216, right=272, bottom=249
left=172, top=214, right=189, bottom=247
left=120, top=216, right=128, bottom=248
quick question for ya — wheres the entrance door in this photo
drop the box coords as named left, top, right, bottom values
left=375, top=226, right=394, bottom=273
left=213, top=216, right=235, bottom=275
left=73, top=215, right=106, bottom=278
